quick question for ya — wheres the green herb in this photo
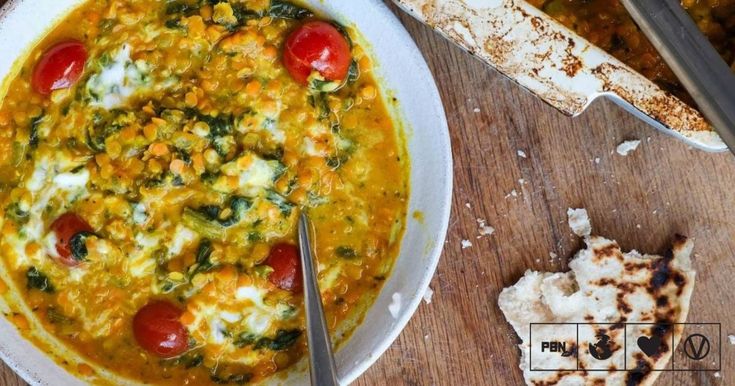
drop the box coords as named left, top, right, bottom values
left=191, top=239, right=216, bottom=275
left=330, top=21, right=353, bottom=48
left=26, top=267, right=54, bottom=293
left=335, top=246, right=357, bottom=259
left=185, top=354, right=204, bottom=369
left=85, top=110, right=131, bottom=153
left=29, top=115, right=43, bottom=149
left=309, top=78, right=341, bottom=93
left=307, top=92, right=330, bottom=120
left=165, top=1, right=197, bottom=15
left=69, top=231, right=95, bottom=262
left=174, top=147, right=192, bottom=165
left=213, top=135, right=237, bottom=159
left=5, top=203, right=29, bottom=225
left=160, top=351, right=204, bottom=369
left=47, top=307, right=72, bottom=324
left=233, top=332, right=258, bottom=348
left=347, top=60, right=360, bottom=83
left=254, top=329, right=301, bottom=350
left=165, top=18, right=183, bottom=29
left=210, top=373, right=252, bottom=385
left=232, top=4, right=259, bottom=24
left=99, top=18, right=116, bottom=33
left=182, top=208, right=226, bottom=239
left=186, top=109, right=234, bottom=137
left=268, top=0, right=312, bottom=19
left=266, top=190, right=294, bottom=217
left=189, top=196, right=252, bottom=230
left=326, top=154, right=349, bottom=169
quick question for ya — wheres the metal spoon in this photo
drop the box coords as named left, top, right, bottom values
left=620, top=0, right=735, bottom=153
left=298, top=212, right=339, bottom=386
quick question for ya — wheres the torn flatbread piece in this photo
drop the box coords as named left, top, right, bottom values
left=499, top=217, right=695, bottom=385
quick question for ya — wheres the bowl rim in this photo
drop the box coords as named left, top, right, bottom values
left=0, top=0, right=453, bottom=385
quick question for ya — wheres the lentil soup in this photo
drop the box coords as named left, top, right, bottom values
left=0, top=0, right=409, bottom=384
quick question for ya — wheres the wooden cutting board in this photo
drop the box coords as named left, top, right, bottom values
left=2, top=1, right=733, bottom=385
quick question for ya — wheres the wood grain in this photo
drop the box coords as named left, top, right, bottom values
left=2, top=1, right=734, bottom=385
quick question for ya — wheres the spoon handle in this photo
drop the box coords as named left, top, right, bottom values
left=620, top=0, right=735, bottom=153
left=298, top=213, right=339, bottom=386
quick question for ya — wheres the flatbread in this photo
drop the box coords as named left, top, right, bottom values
left=498, top=212, right=695, bottom=386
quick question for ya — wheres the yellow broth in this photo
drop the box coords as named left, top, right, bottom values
left=0, top=0, right=408, bottom=384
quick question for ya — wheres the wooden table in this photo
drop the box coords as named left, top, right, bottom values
left=2, top=2, right=734, bottom=385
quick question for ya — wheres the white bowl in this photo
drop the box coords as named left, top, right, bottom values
left=0, top=0, right=452, bottom=384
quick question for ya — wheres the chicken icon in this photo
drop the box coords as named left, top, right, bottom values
left=589, top=333, right=613, bottom=360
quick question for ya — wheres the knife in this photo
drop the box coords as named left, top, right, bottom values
left=618, top=0, right=735, bottom=153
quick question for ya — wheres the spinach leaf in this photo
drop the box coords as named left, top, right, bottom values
left=347, top=60, right=360, bottom=83
left=335, top=246, right=357, bottom=259
left=254, top=329, right=301, bottom=350
left=196, top=239, right=214, bottom=267
left=268, top=0, right=312, bottom=19
left=210, top=373, right=252, bottom=385
left=191, top=196, right=252, bottom=228
left=69, top=231, right=95, bottom=262
left=185, top=354, right=204, bottom=369
left=266, top=190, right=294, bottom=217
left=189, top=239, right=217, bottom=276
left=165, top=1, right=197, bottom=15
left=5, top=202, right=29, bottom=225
left=165, top=18, right=184, bottom=29
left=233, top=332, right=258, bottom=348
left=307, top=92, right=330, bottom=120
left=29, top=115, right=43, bottom=149
left=47, top=307, right=72, bottom=324
left=26, top=267, right=54, bottom=293
left=330, top=21, right=353, bottom=48
left=185, top=108, right=234, bottom=137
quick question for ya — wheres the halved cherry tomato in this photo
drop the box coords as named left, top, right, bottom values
left=32, top=40, right=88, bottom=95
left=265, top=243, right=302, bottom=292
left=133, top=300, right=189, bottom=358
left=48, top=213, right=94, bottom=267
left=283, top=21, right=351, bottom=85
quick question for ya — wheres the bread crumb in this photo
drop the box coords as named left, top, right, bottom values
left=388, top=292, right=402, bottom=318
left=594, top=157, right=600, bottom=164
left=728, top=334, right=735, bottom=344
left=465, top=202, right=471, bottom=209
left=461, top=239, right=473, bottom=249
left=476, top=218, right=495, bottom=238
left=473, top=107, right=481, bottom=113
left=517, top=150, right=527, bottom=158
left=567, top=208, right=592, bottom=237
left=505, top=189, right=518, bottom=198
left=423, top=286, right=434, bottom=304
left=616, top=139, right=641, bottom=156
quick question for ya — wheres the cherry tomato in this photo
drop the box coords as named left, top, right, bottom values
left=32, top=40, right=88, bottom=95
left=265, top=243, right=302, bottom=292
left=283, top=21, right=351, bottom=85
left=48, top=213, right=94, bottom=266
left=133, top=300, right=189, bottom=358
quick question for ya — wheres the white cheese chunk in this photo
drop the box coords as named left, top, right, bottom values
left=168, top=225, right=196, bottom=257
left=86, top=45, right=150, bottom=109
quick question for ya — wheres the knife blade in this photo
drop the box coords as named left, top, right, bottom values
left=618, top=0, right=735, bottom=153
